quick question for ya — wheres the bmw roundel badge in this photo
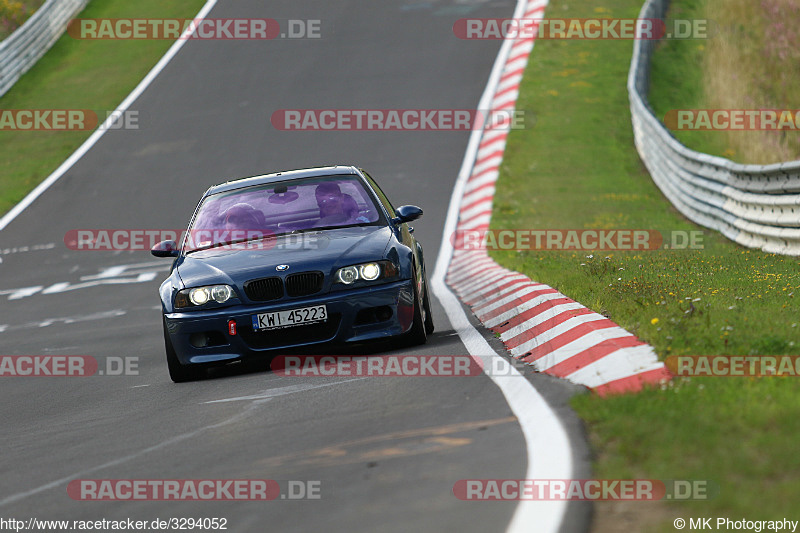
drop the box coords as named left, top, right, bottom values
left=276, top=264, right=289, bottom=271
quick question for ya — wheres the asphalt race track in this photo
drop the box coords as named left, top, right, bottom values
left=1, top=1, right=590, bottom=531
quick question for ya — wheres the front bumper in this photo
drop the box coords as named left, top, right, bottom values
left=163, top=279, right=415, bottom=365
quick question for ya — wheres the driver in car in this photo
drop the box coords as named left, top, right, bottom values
left=223, top=203, right=262, bottom=231
left=315, top=182, right=352, bottom=226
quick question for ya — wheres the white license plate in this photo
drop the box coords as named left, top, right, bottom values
left=252, top=305, right=327, bottom=331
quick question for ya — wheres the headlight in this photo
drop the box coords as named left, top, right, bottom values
left=190, top=287, right=210, bottom=305
left=175, top=284, right=236, bottom=309
left=360, top=263, right=380, bottom=281
left=211, top=285, right=233, bottom=303
left=337, top=266, right=359, bottom=285
left=334, top=261, right=397, bottom=285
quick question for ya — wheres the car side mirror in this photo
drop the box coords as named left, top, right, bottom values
left=151, top=240, right=179, bottom=257
left=392, top=205, right=423, bottom=225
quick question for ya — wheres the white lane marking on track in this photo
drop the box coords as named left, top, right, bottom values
left=430, top=1, right=570, bottom=532
left=0, top=243, right=55, bottom=256
left=1, top=305, right=164, bottom=334
left=203, top=378, right=368, bottom=404
left=0, top=286, right=43, bottom=300
left=0, top=310, right=127, bottom=333
left=79, top=261, right=172, bottom=280
left=1, top=262, right=170, bottom=300
left=80, top=265, right=128, bottom=279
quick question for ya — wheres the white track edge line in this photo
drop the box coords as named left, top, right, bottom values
left=0, top=0, right=219, bottom=233
left=430, top=0, right=570, bottom=531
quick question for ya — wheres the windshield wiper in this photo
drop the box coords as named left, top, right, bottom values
left=310, top=222, right=373, bottom=232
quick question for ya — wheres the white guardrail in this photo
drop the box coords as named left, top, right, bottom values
left=630, top=0, right=800, bottom=255
left=0, top=0, right=89, bottom=98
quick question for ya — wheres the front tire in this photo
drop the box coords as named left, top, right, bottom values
left=422, top=272, right=435, bottom=335
left=406, top=275, right=429, bottom=346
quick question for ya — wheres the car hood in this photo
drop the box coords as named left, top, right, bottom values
left=175, top=226, right=393, bottom=289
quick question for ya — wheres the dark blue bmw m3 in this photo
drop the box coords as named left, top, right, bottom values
left=151, top=165, right=434, bottom=382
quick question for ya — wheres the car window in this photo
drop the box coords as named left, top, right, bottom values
left=361, top=170, right=397, bottom=217
left=185, top=175, right=383, bottom=251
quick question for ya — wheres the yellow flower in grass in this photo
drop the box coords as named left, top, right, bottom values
left=651, top=318, right=659, bottom=325
left=554, top=69, right=579, bottom=77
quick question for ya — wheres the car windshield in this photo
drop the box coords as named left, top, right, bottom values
left=185, top=175, right=383, bottom=251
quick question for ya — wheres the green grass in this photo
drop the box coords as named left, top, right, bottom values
left=648, top=0, right=800, bottom=164
left=0, top=0, right=206, bottom=216
left=490, top=0, right=800, bottom=528
left=576, top=376, right=800, bottom=531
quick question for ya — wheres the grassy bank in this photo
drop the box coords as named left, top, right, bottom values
left=489, top=0, right=800, bottom=529
left=0, top=0, right=206, bottom=216
left=648, top=0, right=800, bottom=164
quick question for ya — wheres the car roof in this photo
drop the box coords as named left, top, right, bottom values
left=203, top=165, right=364, bottom=197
